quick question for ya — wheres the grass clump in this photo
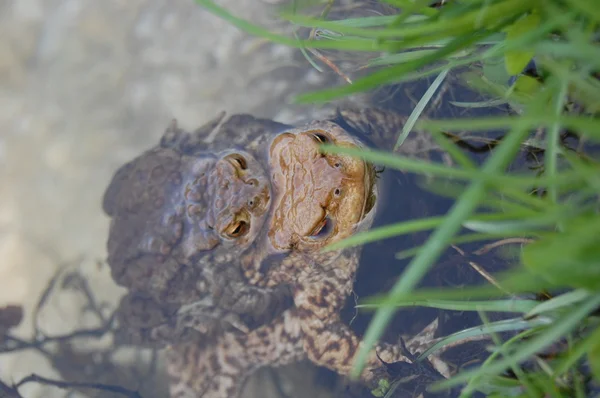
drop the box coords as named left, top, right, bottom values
left=195, top=0, right=600, bottom=396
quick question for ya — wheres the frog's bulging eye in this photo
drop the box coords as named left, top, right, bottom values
left=310, top=132, right=330, bottom=144
left=309, top=216, right=333, bottom=238
left=226, top=154, right=248, bottom=170
left=225, top=220, right=249, bottom=238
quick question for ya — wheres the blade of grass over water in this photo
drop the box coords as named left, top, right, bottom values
left=193, top=0, right=396, bottom=51
left=418, top=316, right=555, bottom=360
left=195, top=0, right=600, bottom=394
left=394, top=232, right=530, bottom=260
left=325, top=208, right=553, bottom=252
left=282, top=0, right=535, bottom=39
left=431, top=294, right=600, bottom=390
left=477, top=311, right=543, bottom=398
left=554, top=326, right=600, bottom=377
left=417, top=115, right=600, bottom=139
left=360, top=272, right=550, bottom=308
left=320, top=144, right=588, bottom=188
left=524, top=290, right=592, bottom=319
left=295, top=29, right=501, bottom=102
left=351, top=120, right=534, bottom=377
left=295, top=9, right=578, bottom=103
left=357, top=299, right=538, bottom=313
left=394, top=68, right=449, bottom=150
left=428, top=129, right=477, bottom=170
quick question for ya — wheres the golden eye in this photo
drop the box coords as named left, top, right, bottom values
left=226, top=154, right=248, bottom=170
left=225, top=220, right=249, bottom=238
left=310, top=132, right=330, bottom=144
left=309, top=216, right=333, bottom=238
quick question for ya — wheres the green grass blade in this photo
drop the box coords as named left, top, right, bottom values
left=394, top=68, right=450, bottom=150
left=351, top=120, right=533, bottom=377
left=357, top=299, right=538, bottom=313
left=419, top=316, right=554, bottom=360
left=524, top=290, right=592, bottom=319
left=431, top=294, right=600, bottom=390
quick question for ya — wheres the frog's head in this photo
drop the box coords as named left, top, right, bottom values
left=242, top=121, right=378, bottom=285
left=102, top=120, right=273, bottom=298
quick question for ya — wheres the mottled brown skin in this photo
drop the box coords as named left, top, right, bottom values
left=103, top=113, right=295, bottom=345
left=164, top=110, right=461, bottom=398
left=104, top=107, right=469, bottom=398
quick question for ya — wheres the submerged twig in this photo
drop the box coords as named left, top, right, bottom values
left=468, top=261, right=511, bottom=295
left=0, top=316, right=115, bottom=354
left=473, top=237, right=534, bottom=255
left=14, top=374, right=143, bottom=398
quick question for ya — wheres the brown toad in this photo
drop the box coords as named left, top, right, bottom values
left=163, top=109, right=470, bottom=397
left=103, top=113, right=296, bottom=344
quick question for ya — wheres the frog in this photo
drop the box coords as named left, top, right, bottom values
left=152, top=108, right=473, bottom=397
left=102, top=112, right=298, bottom=345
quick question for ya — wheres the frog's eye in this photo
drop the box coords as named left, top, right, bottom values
left=225, top=220, right=249, bottom=238
left=310, top=132, right=330, bottom=144
left=226, top=154, right=248, bottom=170
left=309, top=216, right=334, bottom=238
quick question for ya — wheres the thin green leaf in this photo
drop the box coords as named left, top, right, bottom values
left=358, top=299, right=538, bottom=313
left=524, top=290, right=592, bottom=319
left=449, top=99, right=509, bottom=108
left=419, top=316, right=554, bottom=360
left=504, top=12, right=541, bottom=75
left=351, top=119, right=533, bottom=377
left=320, top=144, right=586, bottom=188
left=395, top=68, right=449, bottom=150
left=431, top=295, right=600, bottom=390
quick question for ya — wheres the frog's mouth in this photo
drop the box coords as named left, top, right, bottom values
left=265, top=123, right=379, bottom=252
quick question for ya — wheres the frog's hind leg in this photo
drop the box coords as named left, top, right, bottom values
left=165, top=310, right=306, bottom=398
left=166, top=340, right=245, bottom=398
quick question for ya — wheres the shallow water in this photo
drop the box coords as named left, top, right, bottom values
left=0, top=1, right=531, bottom=398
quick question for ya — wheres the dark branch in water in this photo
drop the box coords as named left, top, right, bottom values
left=1, top=264, right=116, bottom=355
left=0, top=267, right=148, bottom=398
left=14, top=374, right=143, bottom=398
left=0, top=317, right=115, bottom=354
